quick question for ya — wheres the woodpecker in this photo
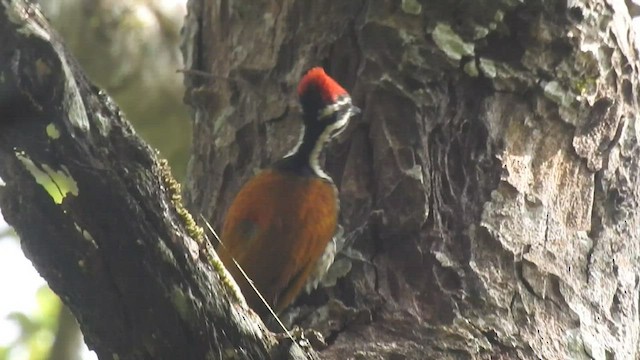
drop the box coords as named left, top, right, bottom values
left=217, top=67, right=359, bottom=317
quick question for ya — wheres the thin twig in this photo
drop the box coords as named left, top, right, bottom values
left=199, top=214, right=293, bottom=341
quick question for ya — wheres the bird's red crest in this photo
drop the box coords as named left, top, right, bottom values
left=297, top=67, right=348, bottom=103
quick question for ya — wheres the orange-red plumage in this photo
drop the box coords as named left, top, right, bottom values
left=297, top=67, right=348, bottom=103
left=218, top=169, right=338, bottom=315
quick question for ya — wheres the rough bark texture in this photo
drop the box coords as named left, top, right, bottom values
left=39, top=0, right=191, bottom=177
left=184, top=0, right=640, bottom=359
left=0, top=1, right=304, bottom=359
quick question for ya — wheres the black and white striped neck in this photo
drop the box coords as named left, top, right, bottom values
left=275, top=123, right=335, bottom=180
left=275, top=100, right=356, bottom=180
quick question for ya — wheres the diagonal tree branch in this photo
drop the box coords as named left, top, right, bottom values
left=0, top=1, right=312, bottom=359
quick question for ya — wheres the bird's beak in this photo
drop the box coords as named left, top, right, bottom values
left=350, top=105, right=361, bottom=116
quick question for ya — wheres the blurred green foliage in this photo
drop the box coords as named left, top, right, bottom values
left=0, top=286, right=61, bottom=360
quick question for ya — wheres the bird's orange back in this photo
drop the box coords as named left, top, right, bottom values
left=218, top=168, right=338, bottom=315
left=218, top=67, right=358, bottom=318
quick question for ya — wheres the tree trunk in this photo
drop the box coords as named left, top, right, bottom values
left=1, top=0, right=639, bottom=359
left=0, top=2, right=297, bottom=359
left=185, top=0, right=640, bottom=359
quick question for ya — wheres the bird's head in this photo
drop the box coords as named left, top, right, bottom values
left=297, top=67, right=359, bottom=137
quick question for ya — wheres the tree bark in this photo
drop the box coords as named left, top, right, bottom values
left=38, top=0, right=191, bottom=178
left=0, top=2, right=303, bottom=359
left=2, top=0, right=639, bottom=359
left=185, top=0, right=640, bottom=359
